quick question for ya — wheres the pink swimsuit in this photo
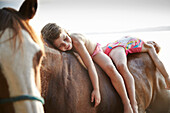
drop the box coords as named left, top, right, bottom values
left=104, top=36, right=144, bottom=56
left=91, top=43, right=102, bottom=58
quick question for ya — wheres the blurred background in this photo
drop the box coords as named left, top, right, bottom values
left=1, top=0, right=170, bottom=73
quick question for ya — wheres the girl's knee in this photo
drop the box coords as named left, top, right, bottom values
left=105, top=64, right=118, bottom=76
left=105, top=64, right=115, bottom=73
left=116, top=63, right=135, bottom=81
left=116, top=62, right=127, bottom=72
left=104, top=64, right=124, bottom=81
left=125, top=74, right=135, bottom=83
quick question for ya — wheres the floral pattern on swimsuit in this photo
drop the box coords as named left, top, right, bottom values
left=104, top=36, right=144, bottom=55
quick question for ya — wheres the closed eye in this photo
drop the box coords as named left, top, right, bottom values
left=64, top=36, right=68, bottom=41
left=58, top=43, right=65, bottom=48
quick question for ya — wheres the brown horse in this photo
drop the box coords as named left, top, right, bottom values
left=41, top=44, right=170, bottom=113
left=0, top=0, right=45, bottom=113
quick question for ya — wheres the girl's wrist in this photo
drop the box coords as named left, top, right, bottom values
left=93, top=88, right=100, bottom=91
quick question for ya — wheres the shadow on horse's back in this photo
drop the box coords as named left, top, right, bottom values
left=0, top=0, right=45, bottom=113
left=41, top=45, right=170, bottom=113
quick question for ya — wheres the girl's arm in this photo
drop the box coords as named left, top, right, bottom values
left=72, top=37, right=101, bottom=107
left=145, top=43, right=170, bottom=89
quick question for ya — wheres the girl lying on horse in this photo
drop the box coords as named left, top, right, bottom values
left=41, top=23, right=170, bottom=113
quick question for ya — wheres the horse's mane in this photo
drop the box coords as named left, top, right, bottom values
left=0, top=8, right=44, bottom=53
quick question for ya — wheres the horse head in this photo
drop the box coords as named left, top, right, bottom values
left=0, top=0, right=44, bottom=113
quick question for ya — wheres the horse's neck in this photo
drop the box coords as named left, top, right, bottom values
left=0, top=28, right=41, bottom=96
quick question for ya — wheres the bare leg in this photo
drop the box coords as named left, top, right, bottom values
left=93, top=52, right=133, bottom=113
left=109, top=47, right=138, bottom=113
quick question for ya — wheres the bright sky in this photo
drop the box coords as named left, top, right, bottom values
left=1, top=0, right=170, bottom=32
left=1, top=0, right=170, bottom=73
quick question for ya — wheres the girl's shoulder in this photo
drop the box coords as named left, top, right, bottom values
left=70, top=33, right=84, bottom=38
left=70, top=33, right=87, bottom=43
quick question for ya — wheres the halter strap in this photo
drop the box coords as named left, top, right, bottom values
left=0, top=95, right=44, bottom=104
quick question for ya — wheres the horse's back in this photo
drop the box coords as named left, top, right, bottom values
left=128, top=53, right=170, bottom=113
left=41, top=46, right=96, bottom=113
left=41, top=45, right=170, bottom=113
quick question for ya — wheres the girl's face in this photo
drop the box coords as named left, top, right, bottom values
left=53, top=31, right=72, bottom=51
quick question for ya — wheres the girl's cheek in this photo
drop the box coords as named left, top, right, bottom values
left=60, top=47, right=66, bottom=51
left=58, top=47, right=62, bottom=51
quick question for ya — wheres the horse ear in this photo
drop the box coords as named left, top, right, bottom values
left=19, top=0, right=38, bottom=20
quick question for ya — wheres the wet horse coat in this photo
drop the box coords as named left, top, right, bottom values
left=41, top=45, right=170, bottom=113
left=0, top=0, right=44, bottom=113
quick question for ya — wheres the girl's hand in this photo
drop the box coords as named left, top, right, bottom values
left=91, top=89, right=101, bottom=107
